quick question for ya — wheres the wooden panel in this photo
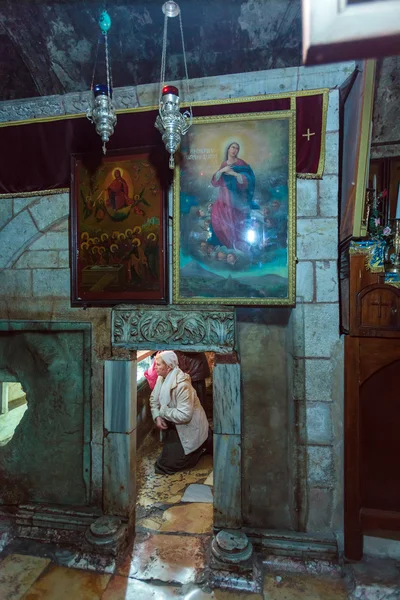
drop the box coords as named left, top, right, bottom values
left=360, top=357, right=400, bottom=513
left=357, top=285, right=400, bottom=331
left=359, top=337, right=400, bottom=384
left=345, top=248, right=400, bottom=560
left=361, top=508, right=400, bottom=532
left=344, top=335, right=363, bottom=560
left=388, top=157, right=400, bottom=221
left=349, top=255, right=380, bottom=334
left=339, top=242, right=350, bottom=334
left=340, top=62, right=375, bottom=241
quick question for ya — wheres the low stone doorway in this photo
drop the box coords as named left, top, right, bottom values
left=106, top=305, right=241, bottom=535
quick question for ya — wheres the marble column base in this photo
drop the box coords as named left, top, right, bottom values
left=85, top=515, right=127, bottom=554
left=211, top=530, right=253, bottom=567
left=209, top=530, right=261, bottom=593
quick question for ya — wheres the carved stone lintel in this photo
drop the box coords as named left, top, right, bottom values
left=112, top=305, right=235, bottom=353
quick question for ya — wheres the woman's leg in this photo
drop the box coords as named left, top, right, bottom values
left=155, top=423, right=206, bottom=475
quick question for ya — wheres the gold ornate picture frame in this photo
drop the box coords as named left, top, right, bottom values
left=70, top=147, right=168, bottom=307
left=173, top=110, right=296, bottom=306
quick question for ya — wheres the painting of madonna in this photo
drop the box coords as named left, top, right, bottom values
left=210, top=141, right=258, bottom=252
left=174, top=113, right=296, bottom=306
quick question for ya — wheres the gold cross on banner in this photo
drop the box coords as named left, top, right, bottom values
left=302, top=128, right=315, bottom=142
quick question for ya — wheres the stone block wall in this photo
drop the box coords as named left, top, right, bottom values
left=371, top=55, right=400, bottom=159
left=0, top=193, right=112, bottom=509
left=290, top=89, right=344, bottom=535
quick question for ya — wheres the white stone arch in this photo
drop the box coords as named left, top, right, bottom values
left=0, top=192, right=69, bottom=268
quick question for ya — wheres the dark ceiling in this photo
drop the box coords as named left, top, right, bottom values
left=0, top=0, right=302, bottom=101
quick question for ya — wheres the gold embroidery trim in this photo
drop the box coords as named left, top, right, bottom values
left=0, top=88, right=330, bottom=197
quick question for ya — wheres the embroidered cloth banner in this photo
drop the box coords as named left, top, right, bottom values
left=0, top=89, right=328, bottom=197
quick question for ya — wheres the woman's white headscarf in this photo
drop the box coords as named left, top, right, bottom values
left=154, top=351, right=180, bottom=411
left=159, top=351, right=178, bottom=369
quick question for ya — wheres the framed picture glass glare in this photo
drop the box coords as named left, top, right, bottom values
left=173, top=111, right=296, bottom=306
left=70, top=147, right=168, bottom=306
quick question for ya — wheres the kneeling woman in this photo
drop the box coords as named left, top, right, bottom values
left=150, top=351, right=211, bottom=475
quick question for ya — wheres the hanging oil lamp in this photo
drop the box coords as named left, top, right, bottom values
left=154, top=1, right=193, bottom=169
left=86, top=10, right=117, bottom=154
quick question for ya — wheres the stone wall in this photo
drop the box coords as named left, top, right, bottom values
left=0, top=63, right=351, bottom=537
left=0, top=193, right=111, bottom=508
left=237, top=88, right=343, bottom=535
left=371, top=56, right=400, bottom=160
left=291, top=90, right=344, bottom=535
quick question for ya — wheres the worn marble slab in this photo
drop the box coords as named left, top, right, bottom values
left=0, top=553, right=50, bottom=599
left=117, top=532, right=208, bottom=584
left=263, top=572, right=348, bottom=600
left=20, top=563, right=110, bottom=599
left=103, top=576, right=263, bottom=599
left=104, top=430, right=136, bottom=518
left=104, top=359, right=137, bottom=434
left=181, top=484, right=214, bottom=504
left=213, top=363, right=241, bottom=435
left=214, top=434, right=241, bottom=529
left=158, top=503, right=213, bottom=534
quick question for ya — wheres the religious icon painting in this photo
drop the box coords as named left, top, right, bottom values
left=70, top=147, right=168, bottom=306
left=173, top=111, right=296, bottom=306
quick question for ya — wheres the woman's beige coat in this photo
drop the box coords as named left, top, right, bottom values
left=150, top=369, right=209, bottom=455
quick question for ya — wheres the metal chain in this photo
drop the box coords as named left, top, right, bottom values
left=107, top=32, right=114, bottom=93
left=179, top=10, right=192, bottom=116
left=159, top=11, right=169, bottom=102
left=104, top=32, right=112, bottom=97
left=90, top=36, right=101, bottom=92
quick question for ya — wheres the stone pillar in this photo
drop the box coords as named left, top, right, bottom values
left=0, top=383, right=9, bottom=415
left=103, top=356, right=137, bottom=522
left=213, top=356, right=241, bottom=529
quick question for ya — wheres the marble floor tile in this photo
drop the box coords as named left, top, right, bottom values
left=21, top=564, right=111, bottom=600
left=182, top=484, right=214, bottom=504
left=346, top=557, right=400, bottom=600
left=204, top=472, right=213, bottom=486
left=117, top=533, right=208, bottom=584
left=158, top=503, right=213, bottom=534
left=102, top=578, right=262, bottom=599
left=136, top=515, right=163, bottom=531
left=101, top=576, right=181, bottom=599
left=211, top=591, right=263, bottom=599
left=136, top=434, right=213, bottom=508
left=263, top=573, right=348, bottom=600
left=181, top=587, right=263, bottom=599
left=0, top=553, right=50, bottom=600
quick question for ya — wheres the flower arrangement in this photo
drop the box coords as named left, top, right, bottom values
left=368, top=189, right=391, bottom=240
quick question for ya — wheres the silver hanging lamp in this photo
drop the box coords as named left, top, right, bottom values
left=155, top=1, right=193, bottom=169
left=87, top=10, right=117, bottom=154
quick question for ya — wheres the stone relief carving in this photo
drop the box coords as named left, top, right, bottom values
left=112, top=306, right=235, bottom=352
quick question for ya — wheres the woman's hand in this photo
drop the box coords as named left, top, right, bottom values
left=155, top=416, right=168, bottom=430
left=219, top=166, right=236, bottom=176
left=222, top=167, right=239, bottom=177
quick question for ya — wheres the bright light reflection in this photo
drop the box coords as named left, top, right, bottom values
left=246, top=229, right=256, bottom=243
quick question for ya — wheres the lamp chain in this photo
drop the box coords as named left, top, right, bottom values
left=159, top=11, right=169, bottom=101
left=104, top=32, right=112, bottom=96
left=90, top=36, right=101, bottom=92
left=179, top=11, right=192, bottom=117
